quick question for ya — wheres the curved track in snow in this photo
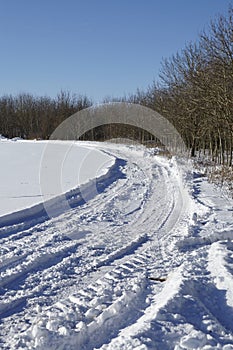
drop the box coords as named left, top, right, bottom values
left=1, top=143, right=233, bottom=349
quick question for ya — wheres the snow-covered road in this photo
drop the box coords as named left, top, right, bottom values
left=0, top=142, right=233, bottom=349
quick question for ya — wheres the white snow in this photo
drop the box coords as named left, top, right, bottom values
left=0, top=139, right=114, bottom=217
left=0, top=139, right=233, bottom=350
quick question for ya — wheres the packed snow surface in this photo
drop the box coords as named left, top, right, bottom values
left=0, top=139, right=233, bottom=350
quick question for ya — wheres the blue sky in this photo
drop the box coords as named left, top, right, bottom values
left=0, top=0, right=231, bottom=102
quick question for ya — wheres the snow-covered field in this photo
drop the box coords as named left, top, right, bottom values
left=0, top=139, right=114, bottom=217
left=0, top=139, right=233, bottom=349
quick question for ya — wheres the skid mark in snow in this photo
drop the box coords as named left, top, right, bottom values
left=22, top=258, right=149, bottom=349
left=0, top=242, right=79, bottom=292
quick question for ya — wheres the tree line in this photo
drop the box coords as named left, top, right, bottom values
left=0, top=91, right=92, bottom=139
left=0, top=91, right=157, bottom=144
left=130, top=5, right=233, bottom=165
left=0, top=5, right=232, bottom=166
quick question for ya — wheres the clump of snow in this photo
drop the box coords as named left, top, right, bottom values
left=11, top=136, right=24, bottom=141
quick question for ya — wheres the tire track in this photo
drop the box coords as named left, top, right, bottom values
left=0, top=145, right=190, bottom=349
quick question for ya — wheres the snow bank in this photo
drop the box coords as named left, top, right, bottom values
left=0, top=140, right=114, bottom=218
